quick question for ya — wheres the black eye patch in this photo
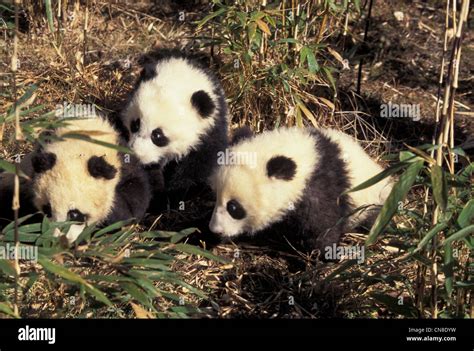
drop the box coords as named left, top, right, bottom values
left=67, top=209, right=86, bottom=222
left=32, top=152, right=56, bottom=174
left=130, top=118, right=140, bottom=133
left=226, top=199, right=246, bottom=220
left=42, top=203, right=52, bottom=218
left=151, top=128, right=169, bottom=147
left=87, top=156, right=117, bottom=180
left=191, top=90, right=215, bottom=118
left=266, top=155, right=297, bottom=181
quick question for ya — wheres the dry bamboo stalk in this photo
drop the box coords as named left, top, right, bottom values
left=429, top=0, right=470, bottom=319
left=418, top=0, right=450, bottom=314
left=11, top=0, right=21, bottom=319
left=83, top=0, right=89, bottom=69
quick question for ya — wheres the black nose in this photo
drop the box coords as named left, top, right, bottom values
left=67, top=209, right=86, bottom=222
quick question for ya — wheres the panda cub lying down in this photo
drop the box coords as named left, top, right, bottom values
left=209, top=127, right=393, bottom=252
left=0, top=117, right=151, bottom=243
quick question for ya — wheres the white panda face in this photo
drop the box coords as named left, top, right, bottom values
left=122, top=58, right=218, bottom=165
left=209, top=166, right=258, bottom=237
left=32, top=120, right=121, bottom=242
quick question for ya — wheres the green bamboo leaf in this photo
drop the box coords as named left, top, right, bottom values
left=170, top=227, right=198, bottom=244
left=323, top=66, right=336, bottom=91
left=1, top=214, right=37, bottom=234
left=456, top=162, right=473, bottom=184
left=321, top=258, right=360, bottom=282
left=121, top=258, right=170, bottom=271
left=345, top=161, right=408, bottom=194
left=306, top=48, right=319, bottom=73
left=174, top=243, right=228, bottom=263
left=399, top=151, right=417, bottom=162
left=443, top=244, right=454, bottom=298
left=196, top=6, right=227, bottom=28
left=119, top=282, right=153, bottom=309
left=431, top=164, right=448, bottom=211
left=0, top=260, right=16, bottom=277
left=6, top=84, right=39, bottom=115
left=441, top=225, right=474, bottom=246
left=278, top=38, right=300, bottom=44
left=44, top=0, right=55, bottom=32
left=0, top=160, right=29, bottom=178
left=455, top=281, right=474, bottom=288
left=38, top=257, right=113, bottom=306
left=371, top=293, right=418, bottom=317
left=94, top=220, right=132, bottom=237
left=300, top=46, right=309, bottom=65
left=413, top=222, right=448, bottom=253
left=247, top=22, right=257, bottom=45
left=61, top=133, right=131, bottom=153
left=457, top=199, right=474, bottom=228
left=366, top=160, right=424, bottom=246
left=0, top=302, right=18, bottom=318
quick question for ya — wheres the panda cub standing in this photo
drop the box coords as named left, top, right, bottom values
left=120, top=49, right=229, bottom=210
left=209, top=127, right=393, bottom=252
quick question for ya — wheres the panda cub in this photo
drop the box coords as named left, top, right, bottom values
left=0, top=117, right=151, bottom=243
left=120, top=49, right=228, bottom=207
left=209, top=127, right=393, bottom=252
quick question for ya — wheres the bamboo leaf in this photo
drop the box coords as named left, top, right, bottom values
left=441, top=225, right=474, bottom=246
left=0, top=260, right=16, bottom=277
left=38, top=257, right=113, bottom=306
left=413, top=222, right=449, bottom=253
left=294, top=96, right=317, bottom=128
left=431, top=164, right=448, bottom=211
left=174, top=243, right=228, bottom=263
left=345, top=161, right=408, bottom=194
left=0, top=160, right=29, bottom=178
left=306, top=48, right=319, bottom=73
left=170, top=228, right=198, bottom=244
left=44, top=0, right=55, bottom=32
left=196, top=7, right=227, bottom=28
left=443, top=244, right=454, bottom=298
left=366, top=160, right=424, bottom=246
left=0, top=302, right=18, bottom=318
left=457, top=199, right=474, bottom=228
left=255, top=19, right=271, bottom=35
left=61, top=133, right=131, bottom=153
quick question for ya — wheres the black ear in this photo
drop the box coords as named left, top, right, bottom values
left=266, top=156, right=297, bottom=181
left=32, top=152, right=56, bottom=174
left=231, top=126, right=253, bottom=145
left=138, top=62, right=157, bottom=82
left=38, top=130, right=55, bottom=145
left=191, top=90, right=215, bottom=118
left=88, top=156, right=117, bottom=180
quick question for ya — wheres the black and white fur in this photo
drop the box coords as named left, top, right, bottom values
left=120, top=50, right=228, bottom=206
left=0, top=117, right=151, bottom=243
left=209, top=127, right=393, bottom=252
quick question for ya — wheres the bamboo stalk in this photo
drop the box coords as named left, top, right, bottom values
left=11, top=0, right=21, bottom=318
left=418, top=0, right=452, bottom=316
left=430, top=0, right=470, bottom=319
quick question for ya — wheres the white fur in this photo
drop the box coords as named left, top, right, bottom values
left=321, top=128, right=393, bottom=222
left=122, top=57, right=219, bottom=165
